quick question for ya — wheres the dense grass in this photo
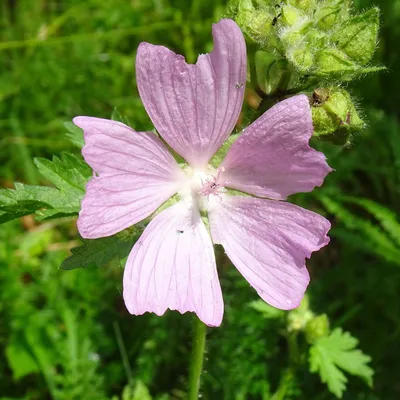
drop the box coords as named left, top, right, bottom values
left=1, top=0, right=400, bottom=399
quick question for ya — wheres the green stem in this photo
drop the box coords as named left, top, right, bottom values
left=188, top=316, right=207, bottom=400
left=113, top=321, right=133, bottom=383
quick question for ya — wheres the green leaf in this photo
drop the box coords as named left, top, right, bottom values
left=0, top=183, right=76, bottom=223
left=5, top=342, right=40, bottom=379
left=309, top=328, right=374, bottom=398
left=60, top=235, right=135, bottom=270
left=64, top=121, right=85, bottom=149
left=111, top=107, right=131, bottom=126
left=0, top=153, right=91, bottom=224
left=340, top=196, right=400, bottom=247
left=249, top=300, right=285, bottom=319
left=319, top=196, right=400, bottom=265
left=34, top=153, right=91, bottom=194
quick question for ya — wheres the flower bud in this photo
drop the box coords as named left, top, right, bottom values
left=287, top=296, right=314, bottom=332
left=314, top=0, right=350, bottom=30
left=281, top=5, right=304, bottom=27
left=287, top=44, right=314, bottom=73
left=332, top=8, right=379, bottom=64
left=279, top=19, right=312, bottom=48
left=311, top=88, right=365, bottom=145
left=287, top=0, right=317, bottom=11
left=227, top=0, right=274, bottom=44
left=314, top=48, right=359, bottom=79
left=305, top=314, right=330, bottom=343
left=255, top=51, right=291, bottom=95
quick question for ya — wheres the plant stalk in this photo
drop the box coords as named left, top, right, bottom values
left=188, top=316, right=207, bottom=400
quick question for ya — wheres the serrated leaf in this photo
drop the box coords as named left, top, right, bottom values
left=0, top=183, right=75, bottom=223
left=0, top=153, right=91, bottom=224
left=60, top=235, right=135, bottom=270
left=111, top=107, right=131, bottom=126
left=309, top=328, right=374, bottom=398
left=34, top=153, right=91, bottom=194
left=64, top=121, right=84, bottom=149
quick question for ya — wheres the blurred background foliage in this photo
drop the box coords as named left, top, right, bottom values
left=0, top=0, right=399, bottom=399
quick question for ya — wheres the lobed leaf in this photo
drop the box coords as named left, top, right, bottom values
left=309, top=328, right=374, bottom=398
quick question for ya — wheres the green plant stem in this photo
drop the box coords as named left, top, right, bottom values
left=113, top=321, right=133, bottom=384
left=188, top=317, right=207, bottom=400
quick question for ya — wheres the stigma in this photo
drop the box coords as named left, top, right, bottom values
left=179, top=166, right=226, bottom=211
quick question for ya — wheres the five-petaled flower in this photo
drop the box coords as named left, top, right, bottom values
left=73, top=19, right=331, bottom=327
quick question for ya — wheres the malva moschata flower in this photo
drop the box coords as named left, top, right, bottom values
left=73, top=19, right=331, bottom=327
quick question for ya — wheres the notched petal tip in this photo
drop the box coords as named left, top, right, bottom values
left=135, top=18, right=246, bottom=168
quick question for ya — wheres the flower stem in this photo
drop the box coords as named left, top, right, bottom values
left=188, top=316, right=207, bottom=400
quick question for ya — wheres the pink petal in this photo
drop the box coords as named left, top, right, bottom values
left=136, top=19, right=246, bottom=168
left=73, top=117, right=183, bottom=238
left=209, top=195, right=330, bottom=310
left=220, top=95, right=332, bottom=200
left=123, top=202, right=223, bottom=327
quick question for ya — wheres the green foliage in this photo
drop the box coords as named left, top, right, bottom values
left=309, top=328, right=374, bottom=398
left=319, top=195, right=400, bottom=265
left=64, top=122, right=84, bottom=149
left=0, top=153, right=91, bottom=223
left=229, top=0, right=383, bottom=145
left=1, top=0, right=399, bottom=399
left=60, top=235, right=135, bottom=270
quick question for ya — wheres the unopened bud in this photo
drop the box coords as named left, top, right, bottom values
left=287, top=296, right=314, bottom=332
left=305, top=314, right=330, bottom=343
left=314, top=0, right=350, bottom=30
left=314, top=48, right=359, bottom=79
left=281, top=5, right=304, bottom=27
left=287, top=0, right=317, bottom=11
left=255, top=51, right=291, bottom=95
left=228, top=0, right=274, bottom=44
left=311, top=88, right=365, bottom=145
left=332, top=8, right=379, bottom=64
left=287, top=45, right=314, bottom=72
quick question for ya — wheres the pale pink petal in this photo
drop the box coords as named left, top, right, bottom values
left=73, top=117, right=183, bottom=238
left=209, top=195, right=330, bottom=309
left=123, top=202, right=223, bottom=327
left=220, top=95, right=332, bottom=200
left=136, top=19, right=246, bottom=168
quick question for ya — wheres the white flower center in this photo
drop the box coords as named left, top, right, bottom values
left=179, top=166, right=226, bottom=211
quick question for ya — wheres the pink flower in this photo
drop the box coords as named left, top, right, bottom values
left=73, top=19, right=331, bottom=327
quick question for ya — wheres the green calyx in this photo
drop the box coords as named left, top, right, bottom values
left=311, top=87, right=365, bottom=145
left=228, top=0, right=382, bottom=94
left=305, top=314, right=330, bottom=344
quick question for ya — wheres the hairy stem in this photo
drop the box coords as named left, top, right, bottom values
left=188, top=316, right=207, bottom=400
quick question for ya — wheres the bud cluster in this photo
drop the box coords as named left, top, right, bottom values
left=227, top=0, right=382, bottom=145
left=287, top=295, right=330, bottom=342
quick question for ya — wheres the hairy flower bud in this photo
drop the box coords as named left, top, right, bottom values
left=311, top=88, right=365, bottom=145
left=281, top=5, right=304, bottom=26
left=288, top=296, right=315, bottom=332
left=332, top=8, right=379, bottom=64
left=255, top=51, right=291, bottom=95
left=305, top=314, right=330, bottom=343
left=314, top=0, right=350, bottom=30
left=287, top=0, right=316, bottom=11
left=227, top=0, right=273, bottom=44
